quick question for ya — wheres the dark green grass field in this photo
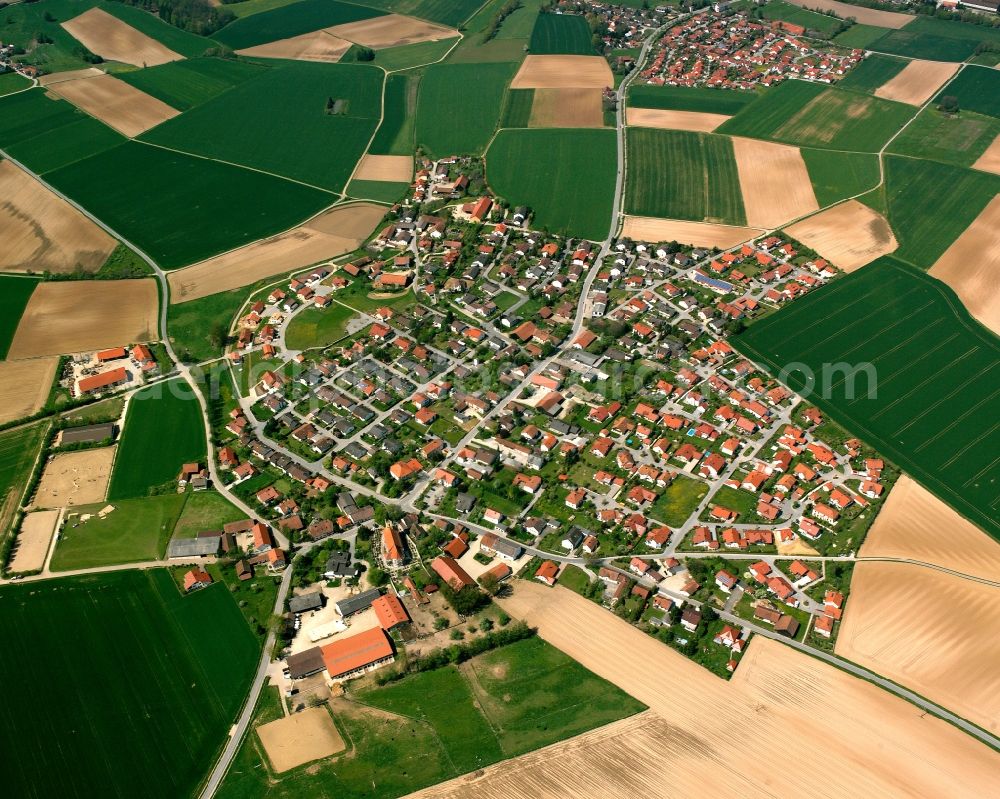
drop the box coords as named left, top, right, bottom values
left=761, top=1, right=841, bottom=35
left=45, top=141, right=331, bottom=268
left=933, top=65, right=1000, bottom=118
left=352, top=0, right=483, bottom=27
left=6, top=113, right=125, bottom=174
left=625, top=128, right=745, bottom=224
left=0, top=276, right=39, bottom=359
left=216, top=636, right=645, bottom=799
left=501, top=88, right=535, bottom=127
left=862, top=156, right=1000, bottom=268
left=416, top=62, right=517, bottom=156
left=734, top=257, right=1000, bottom=542
left=800, top=149, right=880, bottom=206
left=347, top=178, right=410, bottom=203
left=832, top=23, right=889, bottom=49
left=869, top=16, right=1000, bottom=62
left=0, top=71, right=29, bottom=97
left=628, top=84, right=757, bottom=115
left=214, top=0, right=383, bottom=49
left=117, top=58, right=269, bottom=111
left=837, top=54, right=908, bottom=94
left=529, top=12, right=594, bottom=55
left=887, top=106, right=1000, bottom=168
left=370, top=73, right=419, bottom=155
left=0, top=569, right=259, bottom=799
left=141, top=62, right=382, bottom=192
left=108, top=378, right=207, bottom=499
left=718, top=81, right=913, bottom=152
left=487, top=128, right=617, bottom=240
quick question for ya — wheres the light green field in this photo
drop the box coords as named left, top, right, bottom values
left=171, top=490, right=248, bottom=537
left=837, top=54, right=908, bottom=94
left=887, top=106, right=1000, bottom=169
left=116, top=58, right=269, bottom=111
left=800, top=148, right=880, bottom=206
left=285, top=303, right=358, bottom=350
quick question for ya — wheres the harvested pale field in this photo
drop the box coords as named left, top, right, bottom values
left=353, top=154, right=413, bottom=182
left=621, top=215, right=762, bottom=248
left=256, top=706, right=346, bottom=773
left=33, top=446, right=115, bottom=508
left=327, top=14, right=457, bottom=49
left=475, top=582, right=1000, bottom=797
left=626, top=107, right=730, bottom=132
left=168, top=203, right=384, bottom=303
left=9, top=510, right=59, bottom=573
left=784, top=0, right=912, bottom=27
left=529, top=88, right=604, bottom=128
left=62, top=8, right=183, bottom=67
left=973, top=133, right=1000, bottom=176
left=0, top=358, right=58, bottom=425
left=874, top=59, right=959, bottom=106
left=511, top=55, right=613, bottom=90
left=837, top=562, right=1000, bottom=734
left=784, top=199, right=897, bottom=271
left=236, top=31, right=353, bottom=63
left=0, top=160, right=116, bottom=274
left=732, top=137, right=818, bottom=228
left=37, top=67, right=105, bottom=86
left=7, top=280, right=158, bottom=359
left=862, top=475, right=1000, bottom=582
left=48, top=73, right=180, bottom=138
left=929, top=194, right=1000, bottom=335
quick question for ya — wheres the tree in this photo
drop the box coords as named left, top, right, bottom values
left=938, top=95, right=960, bottom=114
left=479, top=572, right=500, bottom=596
left=356, top=47, right=375, bottom=62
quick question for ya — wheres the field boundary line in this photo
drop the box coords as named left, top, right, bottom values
left=913, top=383, right=1000, bottom=454
left=843, top=328, right=958, bottom=402
left=872, top=346, right=984, bottom=422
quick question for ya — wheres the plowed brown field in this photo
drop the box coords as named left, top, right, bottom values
left=62, top=8, right=183, bottom=67
left=511, top=56, right=613, bottom=89
left=48, top=73, right=179, bottom=138
left=626, top=108, right=730, bottom=132
left=784, top=200, right=897, bottom=271
left=732, top=137, right=818, bottom=228
left=621, top=215, right=762, bottom=248
left=874, top=59, right=959, bottom=106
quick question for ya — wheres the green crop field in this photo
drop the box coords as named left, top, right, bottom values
left=168, top=285, right=256, bottom=362
left=371, top=36, right=458, bottom=70
left=863, top=156, right=1000, bottom=268
left=216, top=636, right=645, bottom=798
left=0, top=422, right=46, bottom=536
left=446, top=0, right=535, bottom=63
left=934, top=65, right=1000, bottom=118
left=108, top=379, right=207, bottom=499
left=800, top=148, right=880, bottom=206
left=6, top=113, right=125, bottom=175
left=51, top=493, right=188, bottom=570
left=761, top=1, right=842, bottom=35
left=0, top=72, right=29, bottom=97
left=416, top=62, right=517, bottom=156
left=214, top=0, right=384, bottom=49
left=837, top=54, right=908, bottom=93
left=0, top=276, right=39, bottom=359
left=625, top=128, right=745, bottom=225
left=501, top=88, right=535, bottom=127
left=487, top=128, right=617, bottom=240
left=832, top=23, right=890, bottom=49
left=347, top=178, right=410, bottom=203
left=627, top=84, right=758, bottom=115
left=141, top=62, right=382, bottom=192
left=0, top=569, right=259, bottom=798
left=719, top=81, right=914, bottom=152
left=872, top=15, right=1000, bottom=62
left=45, top=141, right=331, bottom=269
left=100, top=2, right=215, bottom=57
left=529, top=12, right=594, bottom=55
left=734, top=257, right=1000, bottom=542
left=887, top=106, right=1000, bottom=169
left=117, top=58, right=269, bottom=111
left=370, top=73, right=419, bottom=155
left=354, top=0, right=484, bottom=27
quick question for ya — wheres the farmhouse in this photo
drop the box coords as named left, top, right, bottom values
left=77, top=367, right=129, bottom=395
left=372, top=593, right=410, bottom=630
left=320, top=627, right=395, bottom=681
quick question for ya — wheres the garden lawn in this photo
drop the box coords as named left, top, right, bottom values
left=214, top=0, right=384, bottom=49
left=370, top=73, right=420, bottom=155
left=0, top=569, right=259, bottom=799
left=529, top=12, right=594, bottom=55
left=650, top=475, right=709, bottom=527
left=108, top=378, right=207, bottom=499
left=141, top=62, right=382, bottom=192
left=0, top=276, right=39, bottom=359
left=116, top=57, right=270, bottom=111
left=837, top=53, right=908, bottom=94
left=625, top=128, right=745, bottom=224
left=628, top=84, right=758, bottom=115
left=800, top=148, right=880, bottom=206
left=172, top=490, right=248, bottom=537
left=285, top=303, right=357, bottom=350
left=45, top=141, right=332, bottom=269
left=51, top=494, right=187, bottom=570
left=887, top=106, right=1000, bottom=169
left=933, top=65, right=1000, bottom=118
left=487, top=128, right=617, bottom=240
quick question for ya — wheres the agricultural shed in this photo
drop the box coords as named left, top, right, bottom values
left=167, top=537, right=220, bottom=558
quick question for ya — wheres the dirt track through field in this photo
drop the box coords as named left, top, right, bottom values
left=436, top=582, right=1000, bottom=797
left=256, top=706, right=346, bottom=772
left=0, top=160, right=116, bottom=274
left=511, top=55, right=613, bottom=89
left=874, top=59, right=959, bottom=106
left=732, top=137, right=817, bottom=228
left=928, top=194, right=1000, bottom=335
left=236, top=31, right=353, bottom=62
left=0, top=358, right=58, bottom=425
left=529, top=88, right=604, bottom=128
left=327, top=14, right=457, bottom=48
left=837, top=562, right=1000, bottom=735
left=621, top=215, right=761, bottom=248
left=8, top=280, right=158, bottom=359
left=626, top=108, right=730, bottom=132
left=783, top=0, right=912, bottom=27
left=168, top=203, right=385, bottom=303
left=9, top=510, right=59, bottom=573
left=784, top=200, right=897, bottom=271
left=48, top=73, right=180, bottom=138
left=353, top=154, right=413, bottom=182
left=973, top=133, right=1000, bottom=176
left=62, top=8, right=183, bottom=67
left=33, top=446, right=115, bottom=508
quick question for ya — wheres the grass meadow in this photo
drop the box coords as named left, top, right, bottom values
left=108, top=378, right=207, bottom=499
left=800, top=148, right=880, bottom=206
left=487, top=128, right=617, bottom=240
left=832, top=24, right=892, bottom=49
left=837, top=54, right=908, bottom=94
left=627, top=84, right=758, bottom=115
left=625, top=128, right=745, bottom=224
left=0, top=422, right=46, bottom=537
left=352, top=0, right=484, bottom=27
left=734, top=257, right=1000, bottom=543
left=887, top=107, right=1000, bottom=169
left=867, top=16, right=1000, bottom=62
left=529, top=12, right=594, bottom=55
left=117, top=58, right=269, bottom=111
left=371, top=36, right=458, bottom=71
left=416, top=62, right=517, bottom=156
left=0, top=569, right=258, bottom=798
left=0, top=71, right=29, bottom=96
left=933, top=65, right=1000, bottom=118
left=284, top=303, right=357, bottom=350
left=370, top=73, right=420, bottom=155
left=214, top=0, right=383, bottom=49
left=0, top=276, right=39, bottom=359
